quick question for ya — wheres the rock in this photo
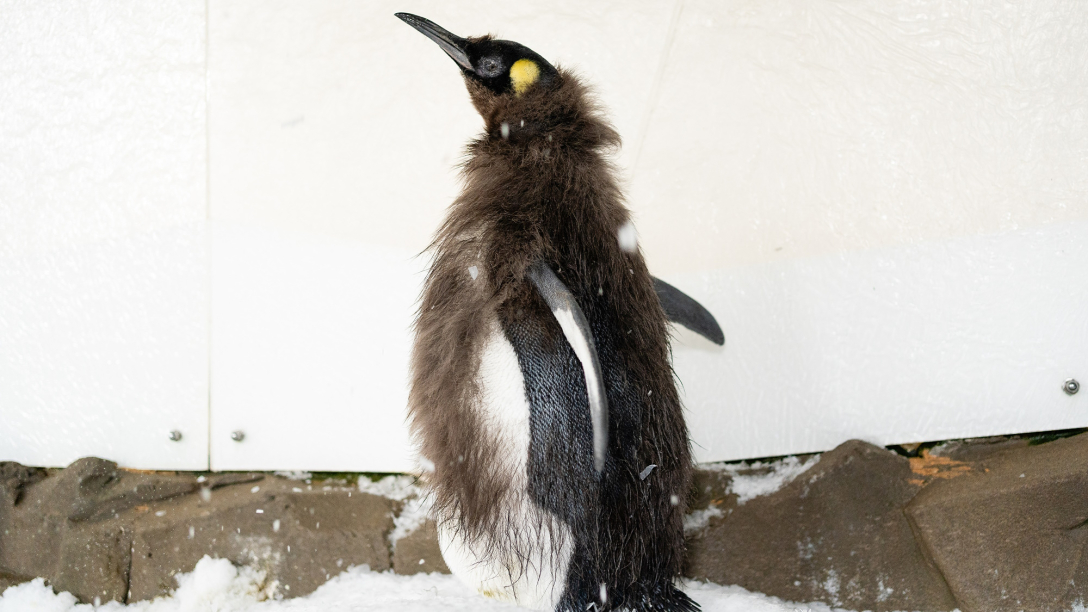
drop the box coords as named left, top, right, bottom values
left=0, top=457, right=195, bottom=602
left=906, top=432, right=1088, bottom=612
left=928, top=436, right=1032, bottom=463
left=127, top=479, right=399, bottom=601
left=686, top=440, right=958, bottom=612
left=689, top=468, right=735, bottom=512
left=0, top=462, right=47, bottom=505
left=0, top=495, right=66, bottom=581
left=51, top=520, right=133, bottom=604
left=393, top=520, right=450, bottom=575
left=204, top=472, right=263, bottom=490
left=41, top=457, right=196, bottom=522
left=0, top=570, right=33, bottom=593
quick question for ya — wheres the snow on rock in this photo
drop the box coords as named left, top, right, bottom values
left=273, top=471, right=313, bottom=481
left=357, top=475, right=430, bottom=544
left=708, top=455, right=821, bottom=504
left=390, top=495, right=431, bottom=544
left=0, top=559, right=855, bottom=612
left=684, top=504, right=724, bottom=534
left=357, top=475, right=417, bottom=502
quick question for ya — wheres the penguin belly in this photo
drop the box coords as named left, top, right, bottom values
left=436, top=317, right=573, bottom=610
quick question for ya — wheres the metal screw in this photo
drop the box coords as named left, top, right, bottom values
left=231, top=430, right=246, bottom=442
left=1064, top=379, right=1080, bottom=396
left=168, top=430, right=182, bottom=442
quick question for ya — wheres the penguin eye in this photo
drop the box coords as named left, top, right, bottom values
left=478, top=56, right=503, bottom=77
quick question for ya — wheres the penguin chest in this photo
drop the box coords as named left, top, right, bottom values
left=437, top=317, right=572, bottom=611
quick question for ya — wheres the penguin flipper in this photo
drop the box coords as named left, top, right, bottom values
left=526, top=261, right=609, bottom=473
left=652, top=277, right=725, bottom=346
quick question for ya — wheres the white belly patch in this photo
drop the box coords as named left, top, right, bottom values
left=437, top=318, right=573, bottom=610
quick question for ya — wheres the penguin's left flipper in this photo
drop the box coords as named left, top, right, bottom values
left=526, top=261, right=609, bottom=474
left=652, top=277, right=725, bottom=346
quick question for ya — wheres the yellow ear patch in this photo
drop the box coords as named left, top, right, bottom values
left=510, top=59, right=540, bottom=95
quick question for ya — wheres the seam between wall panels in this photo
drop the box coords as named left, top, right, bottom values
left=630, top=0, right=685, bottom=174
left=204, top=0, right=213, bottom=471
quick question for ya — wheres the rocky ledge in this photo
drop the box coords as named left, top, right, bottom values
left=2, top=431, right=1086, bottom=612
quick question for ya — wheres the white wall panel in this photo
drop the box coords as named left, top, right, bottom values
left=0, top=1, right=208, bottom=469
left=630, top=0, right=1088, bottom=274
left=671, top=222, right=1088, bottom=462
left=632, top=0, right=1088, bottom=460
left=211, top=223, right=419, bottom=472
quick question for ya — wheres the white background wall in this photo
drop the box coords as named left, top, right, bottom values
left=2, top=0, right=1086, bottom=471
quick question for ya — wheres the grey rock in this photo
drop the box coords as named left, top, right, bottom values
left=0, top=496, right=66, bottom=580
left=0, top=570, right=34, bottom=593
left=51, top=520, right=133, bottom=604
left=33, top=457, right=195, bottom=523
left=686, top=440, right=958, bottom=612
left=689, top=468, right=735, bottom=513
left=393, top=520, right=450, bottom=575
left=906, top=432, right=1088, bottom=612
left=0, top=462, right=47, bottom=505
left=928, top=436, right=1032, bottom=463
left=204, top=472, right=264, bottom=490
left=0, top=457, right=195, bottom=602
left=127, top=479, right=399, bottom=601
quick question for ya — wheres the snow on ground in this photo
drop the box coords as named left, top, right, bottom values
left=0, top=556, right=850, bottom=612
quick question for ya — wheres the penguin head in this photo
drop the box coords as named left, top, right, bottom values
left=396, top=13, right=559, bottom=104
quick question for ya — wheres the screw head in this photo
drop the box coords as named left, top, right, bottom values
left=231, top=430, right=246, bottom=442
left=1064, top=379, right=1080, bottom=396
left=168, top=430, right=182, bottom=442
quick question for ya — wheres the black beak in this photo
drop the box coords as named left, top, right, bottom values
left=395, top=13, right=473, bottom=72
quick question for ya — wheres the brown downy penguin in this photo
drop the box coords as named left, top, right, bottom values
left=397, top=13, right=723, bottom=612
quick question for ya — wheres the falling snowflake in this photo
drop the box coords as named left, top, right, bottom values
left=617, top=221, right=638, bottom=253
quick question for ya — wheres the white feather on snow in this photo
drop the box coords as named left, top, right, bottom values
left=0, top=555, right=853, bottom=612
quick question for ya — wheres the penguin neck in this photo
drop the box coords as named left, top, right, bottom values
left=453, top=71, right=629, bottom=296
left=469, top=69, right=621, bottom=152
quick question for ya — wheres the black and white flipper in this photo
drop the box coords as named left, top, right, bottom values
left=652, top=277, right=725, bottom=346
left=526, top=261, right=609, bottom=473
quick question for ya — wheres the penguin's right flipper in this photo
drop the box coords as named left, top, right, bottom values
left=652, top=277, right=725, bottom=346
left=526, top=261, right=609, bottom=474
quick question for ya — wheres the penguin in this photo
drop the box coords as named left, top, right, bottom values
left=397, top=13, right=724, bottom=612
